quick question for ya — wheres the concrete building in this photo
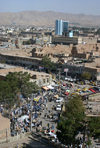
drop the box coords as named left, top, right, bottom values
left=64, top=62, right=100, bottom=81
left=52, top=36, right=81, bottom=45
left=0, top=53, right=41, bottom=69
left=69, top=31, right=73, bottom=38
left=0, top=67, right=52, bottom=86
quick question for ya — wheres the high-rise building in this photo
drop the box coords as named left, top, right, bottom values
left=55, top=20, right=69, bottom=36
left=63, top=21, right=68, bottom=33
left=55, top=20, right=63, bottom=35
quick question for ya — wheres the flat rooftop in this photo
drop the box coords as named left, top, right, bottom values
left=0, top=63, right=17, bottom=69
left=0, top=67, right=50, bottom=77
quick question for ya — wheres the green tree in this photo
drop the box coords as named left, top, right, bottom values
left=88, top=117, right=100, bottom=139
left=81, top=72, right=91, bottom=80
left=6, top=72, right=40, bottom=98
left=57, top=95, right=85, bottom=146
left=0, top=72, right=40, bottom=109
left=41, top=56, right=56, bottom=72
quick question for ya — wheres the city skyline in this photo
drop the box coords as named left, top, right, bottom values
left=0, top=0, right=100, bottom=15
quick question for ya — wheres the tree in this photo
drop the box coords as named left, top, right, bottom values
left=6, top=72, right=40, bottom=97
left=56, top=95, right=100, bottom=146
left=41, top=56, right=56, bottom=72
left=57, top=95, right=86, bottom=146
left=81, top=72, right=91, bottom=80
left=0, top=72, right=40, bottom=109
left=88, top=117, right=100, bottom=140
left=0, top=80, right=15, bottom=106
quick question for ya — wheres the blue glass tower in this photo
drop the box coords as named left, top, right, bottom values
left=55, top=20, right=69, bottom=35
left=55, top=20, right=63, bottom=35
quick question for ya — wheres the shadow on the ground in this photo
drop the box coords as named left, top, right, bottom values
left=22, top=132, right=58, bottom=148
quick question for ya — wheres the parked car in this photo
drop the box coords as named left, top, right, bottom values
left=56, top=97, right=63, bottom=103
left=56, top=104, right=62, bottom=111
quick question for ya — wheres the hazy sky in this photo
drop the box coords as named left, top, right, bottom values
left=0, top=0, right=100, bottom=15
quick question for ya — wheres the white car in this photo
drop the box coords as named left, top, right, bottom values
left=57, top=104, right=61, bottom=107
left=56, top=106, right=61, bottom=111
left=56, top=104, right=62, bottom=111
left=56, top=97, right=63, bottom=103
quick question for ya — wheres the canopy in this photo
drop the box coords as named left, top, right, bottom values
left=82, top=88, right=88, bottom=91
left=65, top=92, right=69, bottom=96
left=47, top=85, right=54, bottom=90
left=54, top=95, right=59, bottom=98
left=66, top=89, right=70, bottom=92
left=18, top=115, right=29, bottom=122
left=42, top=86, right=49, bottom=91
left=34, top=97, right=40, bottom=102
left=76, top=89, right=81, bottom=92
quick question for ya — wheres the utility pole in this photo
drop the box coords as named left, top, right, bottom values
left=30, top=94, right=33, bottom=132
left=58, top=69, right=61, bottom=82
left=58, top=69, right=61, bottom=96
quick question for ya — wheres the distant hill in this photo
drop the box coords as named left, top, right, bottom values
left=0, top=11, right=100, bottom=27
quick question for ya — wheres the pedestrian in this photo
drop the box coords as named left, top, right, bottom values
left=47, top=123, right=50, bottom=129
left=40, top=121, right=42, bottom=126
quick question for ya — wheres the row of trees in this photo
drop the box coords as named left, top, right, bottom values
left=0, top=72, right=40, bottom=109
left=57, top=95, right=100, bottom=147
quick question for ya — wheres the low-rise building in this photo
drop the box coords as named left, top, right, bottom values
left=52, top=36, right=82, bottom=45
left=0, top=53, right=41, bottom=68
left=0, top=67, right=52, bottom=86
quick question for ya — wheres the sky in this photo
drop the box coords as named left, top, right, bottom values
left=0, top=0, right=100, bottom=15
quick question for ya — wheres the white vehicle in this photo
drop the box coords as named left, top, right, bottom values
left=57, top=104, right=61, bottom=107
left=65, top=77, right=68, bottom=81
left=56, top=106, right=61, bottom=111
left=48, top=131, right=57, bottom=139
left=56, top=104, right=62, bottom=111
left=56, top=97, right=63, bottom=103
left=17, top=115, right=29, bottom=122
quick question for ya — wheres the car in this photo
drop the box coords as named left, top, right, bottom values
left=89, top=88, right=96, bottom=93
left=56, top=105, right=62, bottom=111
left=93, top=87, right=100, bottom=92
left=95, top=143, right=100, bottom=148
left=56, top=97, right=63, bottom=103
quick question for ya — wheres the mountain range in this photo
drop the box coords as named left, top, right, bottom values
left=0, top=11, right=100, bottom=27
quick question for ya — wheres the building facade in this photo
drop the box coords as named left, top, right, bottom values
left=63, top=21, right=69, bottom=33
left=55, top=20, right=69, bottom=36
left=55, top=20, right=63, bottom=36
left=52, top=36, right=79, bottom=45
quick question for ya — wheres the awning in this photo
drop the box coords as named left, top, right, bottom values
left=66, top=90, right=70, bottom=92
left=65, top=92, right=69, bottom=96
left=82, top=88, right=88, bottom=91
left=47, top=85, right=54, bottom=90
left=34, top=97, right=40, bottom=102
left=54, top=95, right=59, bottom=98
left=76, top=89, right=81, bottom=92
left=42, top=86, right=49, bottom=91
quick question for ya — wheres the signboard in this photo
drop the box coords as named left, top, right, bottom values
left=64, top=68, right=68, bottom=72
